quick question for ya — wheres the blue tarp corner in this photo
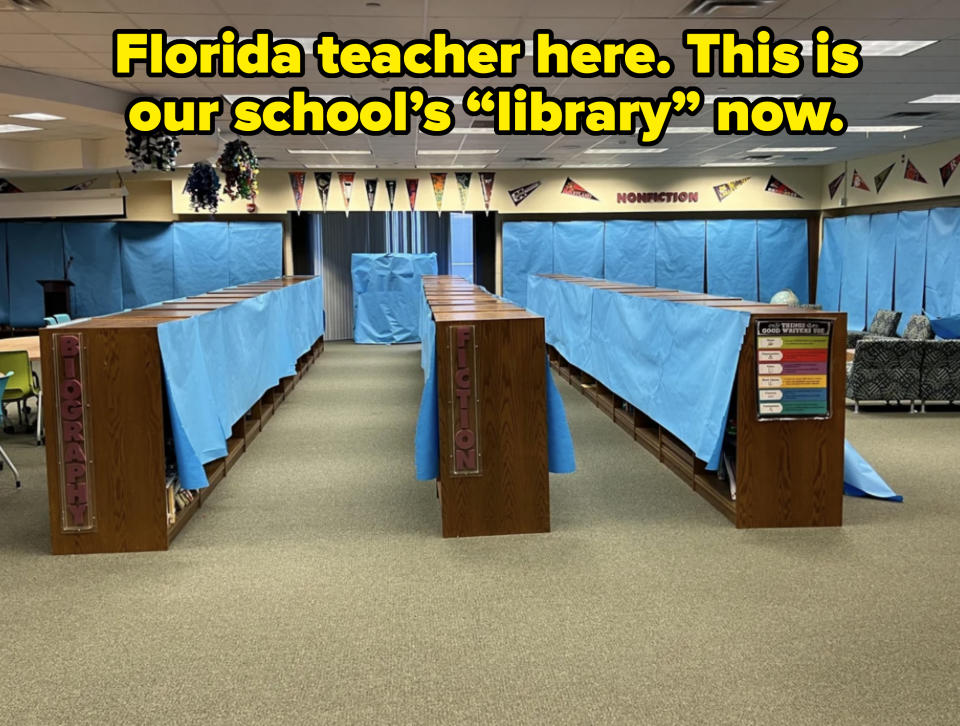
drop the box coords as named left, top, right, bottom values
left=843, top=440, right=903, bottom=502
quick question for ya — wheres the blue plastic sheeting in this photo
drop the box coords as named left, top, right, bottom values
left=414, top=351, right=440, bottom=479
left=227, top=221, right=283, bottom=285
left=603, top=220, right=656, bottom=285
left=931, top=315, right=960, bottom=339
left=0, top=226, right=8, bottom=325
left=817, top=217, right=845, bottom=311
left=63, top=223, right=123, bottom=318
left=894, top=211, right=928, bottom=335
left=843, top=441, right=903, bottom=501
left=655, top=220, right=705, bottom=291
left=866, top=214, right=897, bottom=325
left=120, top=223, right=176, bottom=308
left=706, top=219, right=758, bottom=300
left=7, top=222, right=64, bottom=327
left=158, top=278, right=325, bottom=490
left=502, top=221, right=554, bottom=306
left=758, top=218, right=808, bottom=303
left=352, top=253, right=437, bottom=344
left=839, top=214, right=869, bottom=330
left=544, top=360, right=576, bottom=473
left=529, top=276, right=749, bottom=469
left=553, top=221, right=604, bottom=278
left=925, top=207, right=960, bottom=319
left=173, top=222, right=230, bottom=297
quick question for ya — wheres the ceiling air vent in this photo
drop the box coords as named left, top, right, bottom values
left=681, top=0, right=779, bottom=17
left=470, top=119, right=495, bottom=129
left=2, top=0, right=54, bottom=9
left=517, top=157, right=551, bottom=162
left=886, top=111, right=937, bottom=119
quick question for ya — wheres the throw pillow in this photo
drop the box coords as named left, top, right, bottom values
left=867, top=309, right=901, bottom=337
left=902, top=314, right=934, bottom=341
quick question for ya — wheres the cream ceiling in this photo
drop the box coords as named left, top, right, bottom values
left=1, top=0, right=960, bottom=172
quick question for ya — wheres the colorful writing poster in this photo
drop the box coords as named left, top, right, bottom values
left=756, top=319, right=833, bottom=419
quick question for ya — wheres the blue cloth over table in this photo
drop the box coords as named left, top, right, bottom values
left=413, top=284, right=576, bottom=480
left=157, top=277, right=325, bottom=490
left=352, top=253, right=438, bottom=344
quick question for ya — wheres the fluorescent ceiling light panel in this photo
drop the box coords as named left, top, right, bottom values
left=415, top=164, right=488, bottom=169
left=845, top=125, right=921, bottom=132
left=417, top=149, right=499, bottom=155
left=304, top=163, right=376, bottom=169
left=704, top=94, right=801, bottom=103
left=0, top=124, right=41, bottom=133
left=9, top=112, right=65, bottom=121
left=565, top=163, right=630, bottom=168
left=798, top=39, right=936, bottom=56
left=584, top=148, right=667, bottom=154
left=224, top=94, right=346, bottom=104
left=287, top=149, right=371, bottom=155
left=909, top=94, right=960, bottom=104
left=666, top=126, right=715, bottom=134
left=748, top=146, right=835, bottom=153
left=701, top=161, right=775, bottom=167
left=448, top=128, right=495, bottom=135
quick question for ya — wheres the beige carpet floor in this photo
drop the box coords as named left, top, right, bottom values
left=0, top=341, right=958, bottom=725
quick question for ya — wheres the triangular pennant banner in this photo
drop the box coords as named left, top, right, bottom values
left=851, top=169, right=870, bottom=192
left=405, top=178, right=419, bottom=211
left=764, top=175, right=802, bottom=199
left=939, top=153, right=960, bottom=187
left=478, top=172, right=495, bottom=214
left=904, top=159, right=927, bottom=184
left=340, top=172, right=355, bottom=216
left=61, top=178, right=96, bottom=192
left=827, top=172, right=845, bottom=200
left=385, top=179, right=397, bottom=211
left=561, top=177, right=598, bottom=201
left=430, top=172, right=447, bottom=216
left=508, top=180, right=541, bottom=206
left=874, top=163, right=894, bottom=193
left=713, top=176, right=750, bottom=203
left=314, top=171, right=331, bottom=212
left=0, top=178, right=23, bottom=194
left=364, top=178, right=378, bottom=210
left=455, top=172, right=471, bottom=211
left=289, top=172, right=306, bottom=213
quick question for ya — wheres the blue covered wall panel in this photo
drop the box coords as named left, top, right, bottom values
left=817, top=217, right=844, bottom=311
left=839, top=215, right=869, bottom=330
left=894, top=210, right=928, bottom=334
left=866, top=213, right=897, bottom=325
left=63, top=222, right=123, bottom=318
left=502, top=221, right=553, bottom=306
left=603, top=220, right=656, bottom=285
left=758, top=218, right=808, bottom=303
left=655, top=220, right=705, bottom=291
left=120, top=223, right=176, bottom=308
left=8, top=222, right=64, bottom=327
left=706, top=219, right=758, bottom=300
left=925, top=207, right=960, bottom=319
left=173, top=222, right=230, bottom=297
left=553, top=221, right=603, bottom=277
left=228, top=221, right=283, bottom=285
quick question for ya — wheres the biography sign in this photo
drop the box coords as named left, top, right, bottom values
left=756, top=319, right=832, bottom=420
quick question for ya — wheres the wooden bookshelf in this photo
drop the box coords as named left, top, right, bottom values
left=38, top=277, right=324, bottom=554
left=422, top=275, right=550, bottom=537
left=541, top=275, right=846, bottom=529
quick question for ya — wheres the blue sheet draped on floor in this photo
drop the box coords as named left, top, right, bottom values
left=157, top=278, right=325, bottom=490
left=414, top=284, right=575, bottom=480
left=526, top=275, right=901, bottom=501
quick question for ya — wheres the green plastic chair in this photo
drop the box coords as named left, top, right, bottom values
left=0, top=372, right=22, bottom=488
left=0, top=351, right=42, bottom=445
left=43, top=316, right=57, bottom=327
left=53, top=314, right=71, bottom=324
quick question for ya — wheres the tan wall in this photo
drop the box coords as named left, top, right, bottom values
left=821, top=137, right=960, bottom=210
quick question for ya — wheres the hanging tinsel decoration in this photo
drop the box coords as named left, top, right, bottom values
left=217, top=139, right=260, bottom=202
left=124, top=128, right=181, bottom=172
left=184, top=162, right=221, bottom=213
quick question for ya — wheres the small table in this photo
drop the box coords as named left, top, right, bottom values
left=0, top=336, right=41, bottom=361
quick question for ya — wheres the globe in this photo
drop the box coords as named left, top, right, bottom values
left=770, top=289, right=800, bottom=306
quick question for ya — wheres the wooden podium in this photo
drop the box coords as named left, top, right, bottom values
left=37, top=279, right=74, bottom=319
